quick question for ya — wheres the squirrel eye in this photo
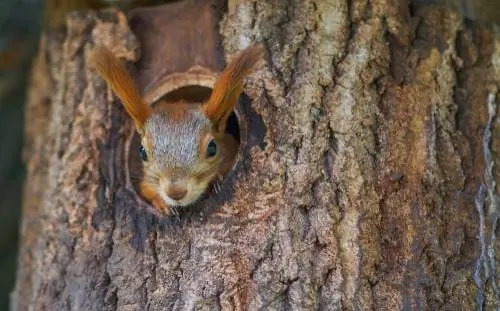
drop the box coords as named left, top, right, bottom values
left=206, top=139, right=217, bottom=158
left=139, top=145, right=148, bottom=161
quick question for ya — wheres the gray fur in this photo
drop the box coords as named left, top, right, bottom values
left=144, top=109, right=212, bottom=177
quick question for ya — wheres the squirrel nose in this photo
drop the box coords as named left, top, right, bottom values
left=166, top=186, right=187, bottom=201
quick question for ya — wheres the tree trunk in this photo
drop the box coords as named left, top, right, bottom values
left=12, top=0, right=500, bottom=310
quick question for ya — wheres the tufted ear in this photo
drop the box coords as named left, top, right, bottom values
left=202, top=45, right=264, bottom=133
left=89, top=46, right=152, bottom=132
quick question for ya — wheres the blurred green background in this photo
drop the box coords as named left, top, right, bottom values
left=0, top=0, right=498, bottom=310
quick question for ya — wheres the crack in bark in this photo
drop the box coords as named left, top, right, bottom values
left=474, top=90, right=500, bottom=310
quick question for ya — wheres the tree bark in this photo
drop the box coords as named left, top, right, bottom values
left=12, top=0, right=500, bottom=310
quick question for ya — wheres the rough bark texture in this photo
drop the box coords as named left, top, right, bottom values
left=12, top=0, right=500, bottom=310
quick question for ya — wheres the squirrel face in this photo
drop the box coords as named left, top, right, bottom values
left=90, top=45, right=263, bottom=215
left=140, top=106, right=222, bottom=206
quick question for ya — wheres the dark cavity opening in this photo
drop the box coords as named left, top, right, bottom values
left=159, top=85, right=213, bottom=104
left=226, top=110, right=240, bottom=144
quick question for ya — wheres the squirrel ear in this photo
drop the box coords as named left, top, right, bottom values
left=89, top=46, right=152, bottom=131
left=202, top=45, right=264, bottom=133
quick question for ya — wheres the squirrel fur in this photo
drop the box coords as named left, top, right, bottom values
left=89, top=45, right=263, bottom=215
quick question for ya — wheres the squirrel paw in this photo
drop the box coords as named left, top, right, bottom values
left=152, top=197, right=179, bottom=217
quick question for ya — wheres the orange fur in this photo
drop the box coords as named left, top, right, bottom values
left=140, top=180, right=173, bottom=215
left=140, top=181, right=158, bottom=202
left=89, top=46, right=152, bottom=130
left=156, top=102, right=197, bottom=124
left=217, top=133, right=239, bottom=176
left=202, top=45, right=264, bottom=132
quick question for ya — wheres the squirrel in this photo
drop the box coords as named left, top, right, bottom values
left=89, top=45, right=264, bottom=216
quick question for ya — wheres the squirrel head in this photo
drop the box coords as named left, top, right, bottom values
left=140, top=105, right=226, bottom=206
left=90, top=45, right=263, bottom=207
